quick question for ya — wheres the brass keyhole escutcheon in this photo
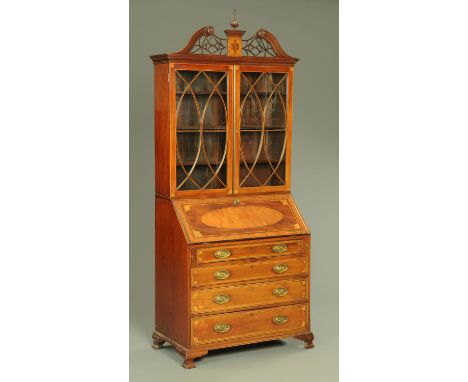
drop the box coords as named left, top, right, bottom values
left=272, top=287, right=288, bottom=297
left=214, top=270, right=231, bottom=280
left=272, top=243, right=288, bottom=253
left=233, top=199, right=240, bottom=205
left=214, top=323, right=231, bottom=333
left=213, top=294, right=231, bottom=304
left=214, top=249, right=231, bottom=259
left=272, top=264, right=289, bottom=274
left=272, top=315, right=288, bottom=325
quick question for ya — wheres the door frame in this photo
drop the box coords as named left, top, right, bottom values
left=170, top=63, right=234, bottom=197
left=233, top=65, right=294, bottom=195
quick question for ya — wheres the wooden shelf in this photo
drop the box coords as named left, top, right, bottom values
left=177, top=129, right=226, bottom=133
left=240, top=92, right=286, bottom=96
left=176, top=91, right=285, bottom=96
left=239, top=160, right=286, bottom=165
left=176, top=91, right=227, bottom=95
left=177, top=127, right=283, bottom=131
left=177, top=162, right=226, bottom=167
left=177, top=129, right=283, bottom=132
left=240, top=128, right=285, bottom=132
left=177, top=160, right=285, bottom=166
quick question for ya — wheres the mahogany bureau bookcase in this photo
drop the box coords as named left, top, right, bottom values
left=150, top=20, right=314, bottom=368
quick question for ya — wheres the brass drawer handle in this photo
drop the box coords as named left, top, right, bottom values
left=213, top=294, right=231, bottom=304
left=233, top=199, right=240, bottom=205
left=214, top=270, right=231, bottom=280
left=272, top=315, right=288, bottom=325
left=214, top=249, right=231, bottom=259
left=272, top=264, right=289, bottom=274
left=272, top=243, right=288, bottom=253
left=214, top=323, right=231, bottom=333
left=272, top=287, right=288, bottom=297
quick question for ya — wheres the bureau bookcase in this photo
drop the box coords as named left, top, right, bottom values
left=151, top=21, right=314, bottom=368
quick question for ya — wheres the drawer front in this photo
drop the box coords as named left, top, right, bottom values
left=191, top=304, right=308, bottom=346
left=191, top=256, right=308, bottom=287
left=191, top=278, right=308, bottom=314
left=195, top=238, right=304, bottom=264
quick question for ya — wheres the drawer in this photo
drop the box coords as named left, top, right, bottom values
left=191, top=278, right=308, bottom=314
left=191, top=256, right=308, bottom=287
left=191, top=304, right=308, bottom=346
left=194, top=238, right=305, bottom=264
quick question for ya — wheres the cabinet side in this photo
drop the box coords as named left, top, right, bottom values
left=155, top=197, right=190, bottom=347
left=154, top=63, right=170, bottom=197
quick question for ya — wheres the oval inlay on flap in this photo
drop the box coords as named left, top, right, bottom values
left=200, top=206, right=284, bottom=229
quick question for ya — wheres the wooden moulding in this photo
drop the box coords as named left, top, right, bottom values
left=150, top=25, right=299, bottom=66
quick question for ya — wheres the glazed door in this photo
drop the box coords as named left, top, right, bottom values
left=234, top=66, right=292, bottom=194
left=171, top=64, right=233, bottom=196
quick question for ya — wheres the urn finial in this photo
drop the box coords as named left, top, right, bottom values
left=230, top=9, right=239, bottom=29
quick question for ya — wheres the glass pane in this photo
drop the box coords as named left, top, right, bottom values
left=239, top=72, right=288, bottom=188
left=175, top=70, right=228, bottom=190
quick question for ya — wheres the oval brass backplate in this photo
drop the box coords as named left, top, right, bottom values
left=272, top=243, right=288, bottom=253
left=213, top=294, right=231, bottom=304
left=272, top=264, right=289, bottom=274
left=214, top=249, right=231, bottom=259
left=214, top=323, right=231, bottom=333
left=272, top=316, right=288, bottom=325
left=272, top=287, right=288, bottom=297
left=213, top=270, right=231, bottom=280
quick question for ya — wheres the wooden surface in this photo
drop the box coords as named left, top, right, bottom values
left=151, top=54, right=297, bottom=66
left=191, top=303, right=308, bottom=346
left=225, top=29, right=245, bottom=57
left=155, top=197, right=190, bottom=347
left=191, top=278, right=308, bottom=314
left=193, top=237, right=305, bottom=264
left=173, top=193, right=309, bottom=243
left=154, top=64, right=170, bottom=197
left=201, top=205, right=284, bottom=229
left=191, top=256, right=308, bottom=287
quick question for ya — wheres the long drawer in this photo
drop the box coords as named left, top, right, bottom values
left=191, top=256, right=308, bottom=287
left=191, top=304, right=308, bottom=346
left=194, top=238, right=305, bottom=265
left=191, top=278, right=308, bottom=314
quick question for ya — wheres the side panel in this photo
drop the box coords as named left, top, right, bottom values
left=154, top=63, right=171, bottom=197
left=155, top=197, right=190, bottom=347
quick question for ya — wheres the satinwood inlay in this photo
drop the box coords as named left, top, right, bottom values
left=201, top=206, right=283, bottom=229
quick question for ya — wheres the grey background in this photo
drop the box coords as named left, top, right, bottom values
left=130, top=0, right=338, bottom=380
